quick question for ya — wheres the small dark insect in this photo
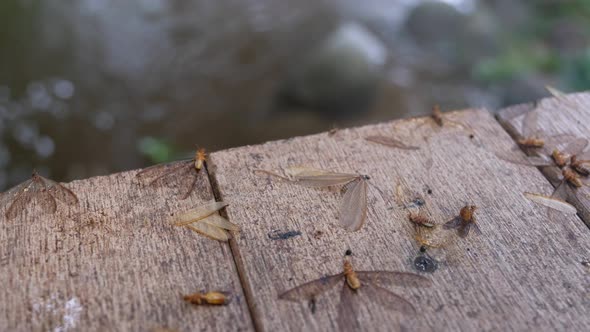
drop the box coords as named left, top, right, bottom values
left=183, top=291, right=230, bottom=305
left=268, top=230, right=302, bottom=240
left=408, top=212, right=435, bottom=228
left=328, top=126, right=340, bottom=136
left=256, top=167, right=386, bottom=231
left=443, top=205, right=482, bottom=238
left=136, top=148, right=207, bottom=200
left=364, top=135, right=420, bottom=150
left=2, top=170, right=78, bottom=220
left=278, top=253, right=432, bottom=330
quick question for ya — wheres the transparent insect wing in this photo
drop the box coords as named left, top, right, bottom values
left=543, top=134, right=577, bottom=151
left=5, top=177, right=44, bottom=220
left=201, top=214, right=239, bottom=231
left=364, top=135, right=420, bottom=150
left=278, top=273, right=344, bottom=302
left=293, top=173, right=359, bottom=188
left=547, top=182, right=575, bottom=222
left=362, top=283, right=416, bottom=315
left=524, top=192, right=577, bottom=215
left=178, top=171, right=200, bottom=200
left=470, top=222, right=483, bottom=236
left=443, top=216, right=462, bottom=230
left=520, top=110, right=539, bottom=138
left=37, top=189, right=58, bottom=215
left=185, top=222, right=231, bottom=241
left=284, top=166, right=335, bottom=178
left=495, top=151, right=553, bottom=167
left=136, top=159, right=192, bottom=185
left=336, top=282, right=360, bottom=331
left=339, top=178, right=368, bottom=231
left=561, top=138, right=589, bottom=156
left=172, top=201, right=229, bottom=226
left=44, top=178, right=78, bottom=206
left=457, top=223, right=471, bottom=238
left=355, top=271, right=433, bottom=288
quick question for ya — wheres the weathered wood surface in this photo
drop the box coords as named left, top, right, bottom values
left=209, top=108, right=590, bottom=331
left=498, top=91, right=590, bottom=226
left=0, top=170, right=252, bottom=331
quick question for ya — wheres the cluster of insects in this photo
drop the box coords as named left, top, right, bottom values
left=497, top=102, right=590, bottom=217
left=1, top=90, right=588, bottom=327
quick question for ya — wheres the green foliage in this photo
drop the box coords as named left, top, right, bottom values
left=137, top=136, right=176, bottom=164
left=562, top=48, right=590, bottom=90
left=473, top=47, right=558, bottom=82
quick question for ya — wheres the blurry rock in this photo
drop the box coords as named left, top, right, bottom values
left=276, top=21, right=388, bottom=119
left=404, top=1, right=499, bottom=68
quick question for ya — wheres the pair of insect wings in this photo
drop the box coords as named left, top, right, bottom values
left=263, top=167, right=371, bottom=232
left=172, top=200, right=239, bottom=241
left=279, top=269, right=431, bottom=327
left=1, top=172, right=78, bottom=220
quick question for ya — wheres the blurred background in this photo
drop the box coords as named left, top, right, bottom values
left=1, top=0, right=590, bottom=190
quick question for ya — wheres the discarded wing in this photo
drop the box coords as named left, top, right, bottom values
left=2, top=170, right=78, bottom=220
left=544, top=168, right=590, bottom=222
left=256, top=167, right=374, bottom=231
left=523, top=192, right=577, bottom=215
left=279, top=254, right=432, bottom=329
left=171, top=200, right=238, bottom=241
left=545, top=85, right=567, bottom=100
left=136, top=149, right=207, bottom=200
left=364, top=135, right=420, bottom=150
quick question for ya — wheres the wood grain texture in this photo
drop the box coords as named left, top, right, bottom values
left=497, top=91, right=590, bottom=225
left=209, top=109, right=590, bottom=331
left=0, top=169, right=252, bottom=331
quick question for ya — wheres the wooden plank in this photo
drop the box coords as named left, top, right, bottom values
left=209, top=109, right=590, bottom=331
left=497, top=91, right=590, bottom=225
left=0, top=170, right=253, bottom=331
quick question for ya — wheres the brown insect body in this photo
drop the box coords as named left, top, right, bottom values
left=194, top=148, right=207, bottom=171
left=517, top=137, right=544, bottom=149
left=563, top=168, right=583, bottom=188
left=183, top=291, right=229, bottom=305
left=551, top=149, right=569, bottom=168
left=408, top=213, right=435, bottom=228
left=431, top=105, right=444, bottom=127
left=343, top=259, right=361, bottom=290
left=460, top=205, right=476, bottom=222
left=571, top=155, right=590, bottom=176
